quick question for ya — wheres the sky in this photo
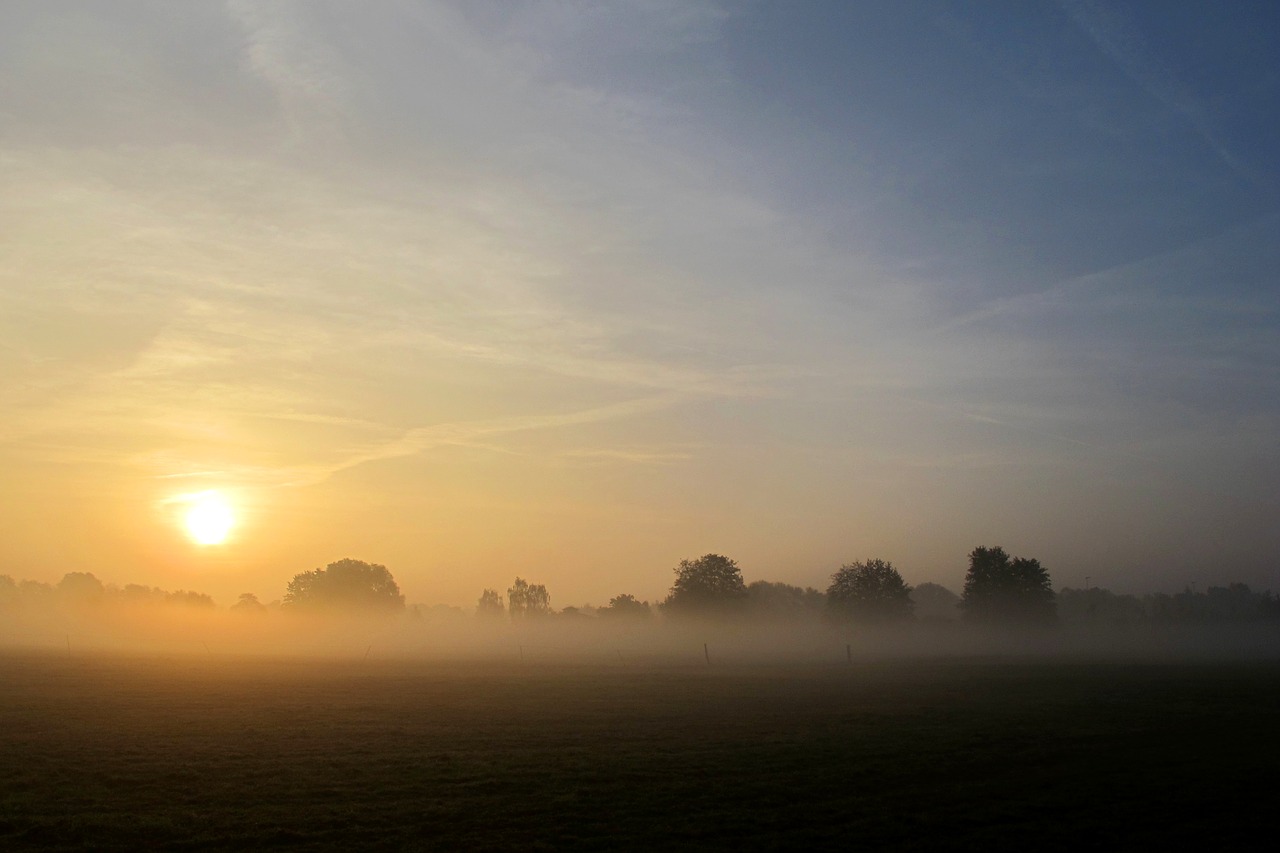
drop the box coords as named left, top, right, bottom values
left=1, top=1, right=1277, bottom=608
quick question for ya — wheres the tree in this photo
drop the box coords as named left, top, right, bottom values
left=1057, top=586, right=1143, bottom=626
left=231, top=592, right=266, bottom=614
left=57, top=572, right=105, bottom=603
left=826, top=559, right=913, bottom=622
left=507, top=577, right=551, bottom=619
left=746, top=581, right=825, bottom=620
left=1204, top=583, right=1267, bottom=622
left=911, top=582, right=961, bottom=622
left=123, top=584, right=173, bottom=604
left=599, top=593, right=652, bottom=619
left=283, top=558, right=405, bottom=612
left=18, top=580, right=55, bottom=604
left=476, top=588, right=505, bottom=618
left=959, top=546, right=1055, bottom=625
left=165, top=590, right=216, bottom=608
left=663, top=554, right=748, bottom=616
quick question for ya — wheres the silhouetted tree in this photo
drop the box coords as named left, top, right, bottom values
left=19, top=580, right=55, bottom=603
left=57, top=572, right=105, bottom=603
left=121, top=584, right=162, bottom=603
left=826, top=559, right=913, bottom=622
left=283, top=558, right=405, bottom=611
left=507, top=577, right=551, bottom=619
left=960, top=546, right=1055, bottom=625
left=1057, top=587, right=1144, bottom=626
left=1139, top=583, right=1275, bottom=624
left=476, top=588, right=505, bottom=618
left=1204, top=583, right=1266, bottom=621
left=165, top=590, right=216, bottom=608
left=746, top=581, right=825, bottom=620
left=663, top=554, right=748, bottom=616
left=599, top=593, right=652, bottom=619
left=911, top=582, right=961, bottom=622
left=231, top=592, right=266, bottom=614
left=1143, top=592, right=1176, bottom=623
left=1171, top=586, right=1203, bottom=622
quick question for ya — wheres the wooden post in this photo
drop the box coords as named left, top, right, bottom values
left=704, top=642, right=710, bottom=665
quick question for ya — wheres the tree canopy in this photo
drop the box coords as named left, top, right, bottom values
left=910, top=582, right=961, bottom=621
left=230, top=592, right=266, bottom=614
left=663, top=554, right=748, bottom=615
left=476, top=588, right=505, bottom=618
left=826, top=559, right=913, bottom=622
left=959, top=546, right=1055, bottom=625
left=283, top=558, right=405, bottom=612
left=599, top=593, right=652, bottom=619
left=507, top=577, right=551, bottom=619
left=57, top=572, right=106, bottom=603
left=746, top=581, right=825, bottom=620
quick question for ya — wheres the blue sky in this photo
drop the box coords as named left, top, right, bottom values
left=1, top=1, right=1276, bottom=604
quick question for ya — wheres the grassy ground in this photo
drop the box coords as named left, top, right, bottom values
left=1, top=652, right=1277, bottom=850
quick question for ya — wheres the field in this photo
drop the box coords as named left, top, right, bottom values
left=2, top=652, right=1278, bottom=850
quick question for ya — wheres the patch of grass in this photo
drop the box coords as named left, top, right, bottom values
left=1, top=654, right=1277, bottom=850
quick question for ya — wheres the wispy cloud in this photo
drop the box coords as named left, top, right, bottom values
left=226, top=0, right=352, bottom=139
left=274, top=394, right=689, bottom=487
left=1058, top=0, right=1263, bottom=188
left=3, top=2, right=1277, bottom=595
left=557, top=447, right=696, bottom=466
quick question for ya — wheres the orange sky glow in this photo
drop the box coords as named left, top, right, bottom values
left=3, top=3, right=1277, bottom=608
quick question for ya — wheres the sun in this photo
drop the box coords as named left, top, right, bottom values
left=184, top=492, right=235, bottom=545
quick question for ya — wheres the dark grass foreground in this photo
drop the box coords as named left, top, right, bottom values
left=1, top=653, right=1277, bottom=850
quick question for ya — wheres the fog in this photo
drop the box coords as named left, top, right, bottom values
left=5, top=596, right=1279, bottom=666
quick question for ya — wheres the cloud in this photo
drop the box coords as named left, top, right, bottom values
left=4, top=3, right=1277, bottom=594
left=558, top=447, right=696, bottom=466
left=2, top=2, right=890, bottom=484
left=287, top=394, right=685, bottom=487
left=226, top=0, right=352, bottom=138
left=1058, top=0, right=1263, bottom=188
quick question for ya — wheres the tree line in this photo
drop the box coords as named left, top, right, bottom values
left=6, top=547, right=1278, bottom=627
left=264, top=547, right=1280, bottom=627
left=0, top=571, right=216, bottom=610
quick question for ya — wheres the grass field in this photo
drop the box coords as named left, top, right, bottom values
left=2, top=652, right=1277, bottom=850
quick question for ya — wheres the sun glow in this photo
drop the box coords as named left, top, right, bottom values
left=184, top=492, right=235, bottom=545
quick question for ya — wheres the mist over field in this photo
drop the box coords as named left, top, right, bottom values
left=5, top=585, right=1279, bottom=665
left=5, top=554, right=1279, bottom=850
left=5, top=632, right=1279, bottom=851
